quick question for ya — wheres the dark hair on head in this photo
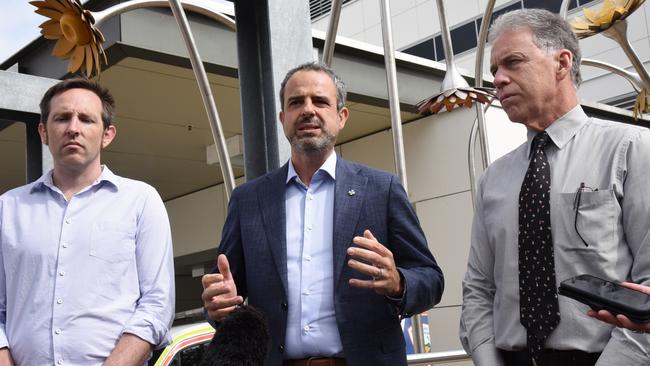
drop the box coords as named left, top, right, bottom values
left=39, top=78, right=115, bottom=129
left=489, top=8, right=582, bottom=86
left=279, top=62, right=347, bottom=111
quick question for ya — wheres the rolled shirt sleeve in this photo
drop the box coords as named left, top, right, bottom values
left=120, top=185, right=175, bottom=348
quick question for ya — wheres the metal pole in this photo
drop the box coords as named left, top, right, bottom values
left=378, top=0, right=421, bottom=352
left=469, top=0, right=496, bottom=206
left=379, top=0, right=408, bottom=191
left=167, top=0, right=236, bottom=200
left=322, top=0, right=343, bottom=66
left=473, top=0, right=494, bottom=167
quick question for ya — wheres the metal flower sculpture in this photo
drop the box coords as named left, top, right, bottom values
left=417, top=85, right=496, bottom=114
left=416, top=0, right=496, bottom=115
left=571, top=0, right=645, bottom=38
left=571, top=0, right=649, bottom=118
left=31, top=0, right=106, bottom=77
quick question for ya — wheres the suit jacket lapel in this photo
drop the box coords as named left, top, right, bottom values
left=333, top=159, right=368, bottom=289
left=258, top=164, right=289, bottom=295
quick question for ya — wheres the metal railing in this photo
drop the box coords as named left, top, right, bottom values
left=407, top=349, right=470, bottom=365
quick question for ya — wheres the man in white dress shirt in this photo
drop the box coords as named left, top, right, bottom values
left=0, top=78, right=175, bottom=366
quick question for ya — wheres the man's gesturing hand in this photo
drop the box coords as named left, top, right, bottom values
left=347, top=229, right=404, bottom=298
left=201, top=254, right=244, bottom=321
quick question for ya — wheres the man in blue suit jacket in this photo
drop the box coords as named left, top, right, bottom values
left=201, top=62, right=444, bottom=366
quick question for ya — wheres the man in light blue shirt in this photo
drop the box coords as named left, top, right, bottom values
left=201, top=62, right=443, bottom=366
left=0, top=79, right=175, bottom=366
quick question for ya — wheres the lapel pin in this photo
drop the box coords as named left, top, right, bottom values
left=347, top=189, right=356, bottom=196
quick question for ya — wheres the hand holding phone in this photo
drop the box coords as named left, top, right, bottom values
left=558, top=274, right=650, bottom=324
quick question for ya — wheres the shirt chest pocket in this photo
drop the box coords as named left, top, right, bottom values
left=556, top=189, right=617, bottom=251
left=90, top=221, right=136, bottom=263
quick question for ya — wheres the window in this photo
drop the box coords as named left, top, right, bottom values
left=400, top=0, right=598, bottom=62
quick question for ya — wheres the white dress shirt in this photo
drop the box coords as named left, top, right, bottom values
left=0, top=166, right=175, bottom=366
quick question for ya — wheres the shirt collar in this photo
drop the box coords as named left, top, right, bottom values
left=286, top=151, right=337, bottom=185
left=30, top=165, right=120, bottom=194
left=526, top=104, right=588, bottom=156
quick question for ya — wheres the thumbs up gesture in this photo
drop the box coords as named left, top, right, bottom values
left=201, top=254, right=244, bottom=321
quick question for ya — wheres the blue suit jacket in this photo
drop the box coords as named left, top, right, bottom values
left=216, top=158, right=444, bottom=366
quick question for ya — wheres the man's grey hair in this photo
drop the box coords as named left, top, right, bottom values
left=489, top=8, right=582, bottom=86
left=279, top=62, right=347, bottom=111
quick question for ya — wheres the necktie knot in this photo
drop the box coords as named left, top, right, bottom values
left=533, top=131, right=550, bottom=151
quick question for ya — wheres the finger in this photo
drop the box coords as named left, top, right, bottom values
left=348, top=258, right=382, bottom=278
left=217, top=254, right=233, bottom=280
left=201, top=273, right=223, bottom=289
left=616, top=314, right=649, bottom=331
left=207, top=300, right=243, bottom=322
left=621, top=282, right=650, bottom=295
left=201, top=280, right=236, bottom=301
left=352, top=234, right=391, bottom=257
left=364, top=229, right=376, bottom=241
left=349, top=278, right=377, bottom=289
left=347, top=246, right=384, bottom=267
left=205, top=295, right=243, bottom=311
left=592, top=310, right=624, bottom=327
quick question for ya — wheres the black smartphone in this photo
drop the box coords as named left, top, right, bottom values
left=558, top=274, right=650, bottom=323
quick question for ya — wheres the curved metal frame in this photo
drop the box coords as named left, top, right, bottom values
left=92, top=0, right=235, bottom=30
left=85, top=0, right=236, bottom=199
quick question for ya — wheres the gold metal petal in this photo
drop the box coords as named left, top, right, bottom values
left=41, top=21, right=63, bottom=37
left=68, top=44, right=85, bottom=73
left=35, top=7, right=63, bottom=20
left=52, top=36, right=75, bottom=57
left=52, top=0, right=74, bottom=11
left=85, top=44, right=94, bottom=77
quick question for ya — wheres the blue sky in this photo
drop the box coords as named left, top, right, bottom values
left=0, top=0, right=232, bottom=65
left=1, top=0, right=43, bottom=63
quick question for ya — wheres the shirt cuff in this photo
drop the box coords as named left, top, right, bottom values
left=0, top=326, right=8, bottom=349
left=122, top=313, right=172, bottom=349
left=471, top=342, right=505, bottom=366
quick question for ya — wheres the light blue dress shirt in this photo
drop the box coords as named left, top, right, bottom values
left=0, top=166, right=175, bottom=366
left=284, top=152, right=343, bottom=359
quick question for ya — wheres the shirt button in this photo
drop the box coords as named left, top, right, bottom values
left=281, top=302, right=288, bottom=311
left=56, top=298, right=63, bottom=304
left=55, top=329, right=61, bottom=334
left=62, top=243, right=69, bottom=248
left=303, top=289, right=310, bottom=295
left=65, top=218, right=71, bottom=224
left=58, top=359, right=63, bottom=365
left=305, top=255, right=312, bottom=261
left=307, top=225, right=312, bottom=231
left=59, top=271, right=65, bottom=276
left=303, top=325, right=310, bottom=331
left=278, top=344, right=284, bottom=353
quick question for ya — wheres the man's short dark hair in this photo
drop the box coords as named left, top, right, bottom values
left=279, top=62, right=347, bottom=111
left=489, top=8, right=582, bottom=86
left=39, top=78, right=116, bottom=129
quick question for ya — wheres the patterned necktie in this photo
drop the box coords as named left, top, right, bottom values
left=518, top=131, right=560, bottom=364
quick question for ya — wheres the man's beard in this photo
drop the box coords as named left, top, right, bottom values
left=289, top=116, right=336, bottom=154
